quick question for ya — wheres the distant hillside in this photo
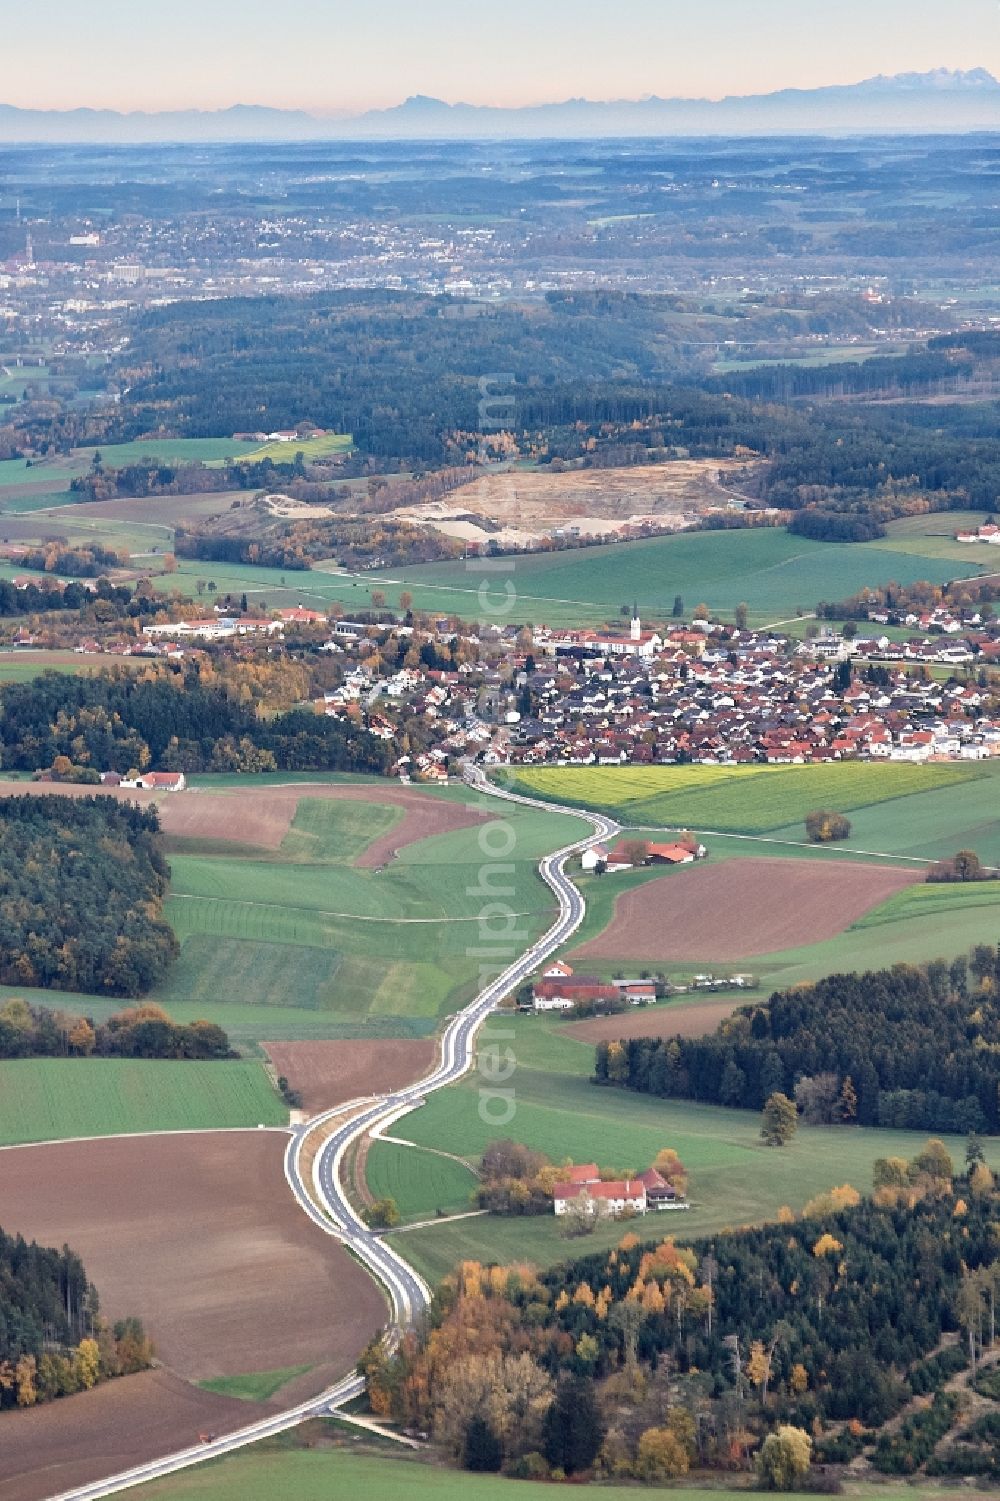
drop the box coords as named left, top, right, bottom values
left=3, top=70, right=1000, bottom=141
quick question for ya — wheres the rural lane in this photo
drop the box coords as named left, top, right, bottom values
left=47, top=766, right=616, bottom=1501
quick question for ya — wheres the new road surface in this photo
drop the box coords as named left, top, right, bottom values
left=48, top=767, right=617, bottom=1501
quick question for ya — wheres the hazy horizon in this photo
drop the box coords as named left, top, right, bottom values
left=3, top=0, right=1000, bottom=115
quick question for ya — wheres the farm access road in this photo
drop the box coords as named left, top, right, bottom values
left=48, top=766, right=616, bottom=1501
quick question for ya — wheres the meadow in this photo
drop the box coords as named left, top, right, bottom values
left=506, top=761, right=989, bottom=835
left=384, top=1013, right=1000, bottom=1284
left=364, top=1139, right=479, bottom=1220
left=0, top=650, right=147, bottom=683
left=238, top=432, right=353, bottom=464
left=369, top=526, right=978, bottom=627
left=77, top=438, right=262, bottom=467
left=198, top=1366, right=314, bottom=1403
left=872, top=510, right=1000, bottom=567
left=128, top=1444, right=1000, bottom=1501
left=159, top=793, right=580, bottom=1036
left=2, top=785, right=585, bottom=1051
left=123, top=1444, right=760, bottom=1501
left=0, top=1059, right=285, bottom=1144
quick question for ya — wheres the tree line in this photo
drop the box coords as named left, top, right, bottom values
left=594, top=949, right=1000, bottom=1134
left=0, top=1223, right=153, bottom=1411
left=0, top=996, right=231, bottom=1060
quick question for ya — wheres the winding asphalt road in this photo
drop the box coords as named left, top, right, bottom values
left=48, top=767, right=616, bottom=1501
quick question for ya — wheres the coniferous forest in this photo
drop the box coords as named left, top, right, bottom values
left=0, top=1224, right=152, bottom=1411
left=0, top=795, right=177, bottom=996
left=595, top=951, right=1000, bottom=1134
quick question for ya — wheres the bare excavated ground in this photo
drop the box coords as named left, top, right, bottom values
left=0, top=1370, right=266, bottom=1501
left=0, top=1132, right=388, bottom=1499
left=391, top=459, right=761, bottom=547
left=571, top=857, right=922, bottom=962
left=0, top=779, right=488, bottom=860
left=262, top=1038, right=436, bottom=1113
left=563, top=997, right=745, bottom=1045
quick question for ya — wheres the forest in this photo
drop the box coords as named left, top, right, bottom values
left=594, top=949, right=1000, bottom=1134
left=107, top=290, right=669, bottom=464
left=361, top=1151, right=1000, bottom=1482
left=0, top=795, right=177, bottom=997
left=0, top=665, right=392, bottom=776
left=0, top=1224, right=152, bottom=1411
left=89, top=292, right=1000, bottom=518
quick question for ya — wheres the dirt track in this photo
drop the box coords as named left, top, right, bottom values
left=0, top=779, right=488, bottom=859
left=571, top=857, right=922, bottom=962
left=262, top=1038, right=436, bottom=1113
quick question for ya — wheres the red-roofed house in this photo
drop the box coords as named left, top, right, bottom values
left=560, top=1164, right=600, bottom=1185
left=121, top=771, right=186, bottom=792
left=553, top=1179, right=648, bottom=1216
left=532, top=979, right=619, bottom=1011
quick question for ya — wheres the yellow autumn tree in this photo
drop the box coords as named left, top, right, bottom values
left=641, top=1280, right=666, bottom=1315
left=74, top=1338, right=101, bottom=1390
left=746, top=1339, right=771, bottom=1394
left=15, top=1354, right=37, bottom=1407
left=803, top=1184, right=860, bottom=1218
left=971, top=1162, right=994, bottom=1197
left=812, top=1233, right=843, bottom=1259
left=637, top=1425, right=690, bottom=1480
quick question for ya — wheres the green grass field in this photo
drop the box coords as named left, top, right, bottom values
left=124, top=1444, right=764, bottom=1501
left=238, top=433, right=353, bottom=464
left=77, top=438, right=261, bottom=467
left=154, top=790, right=581, bottom=1037
left=385, top=1014, right=1000, bottom=1283
left=0, top=650, right=146, bottom=683
left=364, top=1140, right=479, bottom=1220
left=872, top=510, right=1000, bottom=567
left=0, top=1059, right=285, bottom=1144
left=127, top=1444, right=1000, bottom=1501
left=198, top=1366, right=313, bottom=1402
left=506, top=761, right=988, bottom=835
left=368, top=527, right=979, bottom=627
left=0, top=784, right=585, bottom=1051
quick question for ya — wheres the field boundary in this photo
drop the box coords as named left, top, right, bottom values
left=170, top=892, right=552, bottom=923
left=0, top=1125, right=290, bottom=1153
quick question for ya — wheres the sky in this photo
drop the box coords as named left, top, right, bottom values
left=3, top=0, right=1000, bottom=114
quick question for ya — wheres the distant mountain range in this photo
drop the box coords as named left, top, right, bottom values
left=4, top=70, right=1000, bottom=142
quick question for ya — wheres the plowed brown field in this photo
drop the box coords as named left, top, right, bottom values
left=563, top=998, right=744, bottom=1045
left=0, top=778, right=487, bottom=859
left=0, top=1371, right=264, bottom=1501
left=571, top=857, right=921, bottom=962
left=0, top=1132, right=385, bottom=1381
left=262, top=1038, right=436, bottom=1112
left=0, top=1131, right=387, bottom=1499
